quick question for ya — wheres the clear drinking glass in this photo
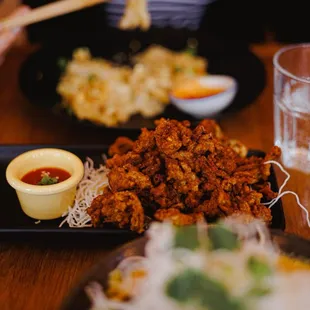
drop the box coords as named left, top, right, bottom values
left=273, top=44, right=310, bottom=173
left=273, top=44, right=310, bottom=232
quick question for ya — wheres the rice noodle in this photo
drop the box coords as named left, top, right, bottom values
left=59, top=157, right=109, bottom=228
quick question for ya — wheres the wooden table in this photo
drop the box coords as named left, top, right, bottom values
left=0, top=42, right=309, bottom=310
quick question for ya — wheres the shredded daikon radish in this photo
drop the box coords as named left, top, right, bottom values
left=59, top=157, right=109, bottom=228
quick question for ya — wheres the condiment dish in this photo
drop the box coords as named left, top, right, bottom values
left=6, top=148, right=84, bottom=220
left=170, top=75, right=238, bottom=118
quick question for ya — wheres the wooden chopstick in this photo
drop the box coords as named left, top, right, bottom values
left=0, top=0, right=107, bottom=32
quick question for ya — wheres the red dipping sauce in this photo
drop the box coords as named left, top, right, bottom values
left=21, top=167, right=71, bottom=185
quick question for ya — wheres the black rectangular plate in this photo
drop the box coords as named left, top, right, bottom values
left=0, top=145, right=285, bottom=245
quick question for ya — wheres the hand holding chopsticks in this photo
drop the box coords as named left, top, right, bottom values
left=0, top=0, right=106, bottom=32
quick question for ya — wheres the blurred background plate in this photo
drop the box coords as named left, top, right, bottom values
left=18, top=38, right=266, bottom=130
left=60, top=230, right=310, bottom=310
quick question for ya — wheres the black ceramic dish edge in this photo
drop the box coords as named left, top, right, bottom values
left=0, top=145, right=285, bottom=246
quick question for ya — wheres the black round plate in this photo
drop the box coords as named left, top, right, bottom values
left=19, top=43, right=266, bottom=130
left=60, top=230, right=310, bottom=310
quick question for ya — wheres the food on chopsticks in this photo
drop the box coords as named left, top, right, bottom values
left=0, top=0, right=150, bottom=33
left=86, top=217, right=310, bottom=310
left=21, top=167, right=71, bottom=186
left=120, top=0, right=150, bottom=31
left=60, top=118, right=281, bottom=232
left=57, top=45, right=207, bottom=127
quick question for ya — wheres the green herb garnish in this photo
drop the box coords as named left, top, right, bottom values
left=61, top=103, right=74, bottom=116
left=174, top=225, right=200, bottom=250
left=88, top=74, right=97, bottom=82
left=37, top=173, right=59, bottom=185
left=247, top=286, right=272, bottom=297
left=184, top=38, right=198, bottom=55
left=208, top=225, right=240, bottom=251
left=166, top=268, right=244, bottom=310
left=184, top=46, right=197, bottom=56
left=186, top=67, right=195, bottom=75
left=174, top=66, right=183, bottom=73
left=57, top=57, right=68, bottom=71
left=247, top=256, right=272, bottom=280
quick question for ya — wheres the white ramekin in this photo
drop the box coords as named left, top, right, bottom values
left=170, top=75, right=238, bottom=118
left=6, top=148, right=84, bottom=220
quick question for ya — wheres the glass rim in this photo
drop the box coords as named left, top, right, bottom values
left=273, top=43, right=310, bottom=84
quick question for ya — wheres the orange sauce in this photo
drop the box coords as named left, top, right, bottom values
left=172, top=80, right=226, bottom=100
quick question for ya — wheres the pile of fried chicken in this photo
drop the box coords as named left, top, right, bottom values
left=88, top=119, right=281, bottom=233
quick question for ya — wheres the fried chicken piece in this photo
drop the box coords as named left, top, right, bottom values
left=152, top=173, right=165, bottom=186
left=154, top=118, right=191, bottom=128
left=133, top=128, right=156, bottom=153
left=171, top=119, right=192, bottom=147
left=253, top=182, right=277, bottom=200
left=150, top=182, right=169, bottom=208
left=88, top=191, right=145, bottom=233
left=108, top=137, right=134, bottom=156
left=195, top=156, right=227, bottom=190
left=231, top=171, right=263, bottom=185
left=108, top=167, right=152, bottom=192
left=154, top=119, right=183, bottom=155
left=151, top=183, right=172, bottom=208
left=196, top=188, right=233, bottom=218
left=233, top=159, right=268, bottom=184
left=198, top=119, right=224, bottom=139
left=226, top=139, right=248, bottom=158
left=170, top=150, right=195, bottom=170
left=191, top=123, right=207, bottom=141
left=212, top=145, right=238, bottom=174
left=232, top=146, right=281, bottom=184
left=198, top=120, right=247, bottom=157
left=150, top=182, right=183, bottom=209
left=87, top=190, right=112, bottom=227
left=241, top=188, right=263, bottom=206
left=195, top=190, right=221, bottom=218
left=217, top=189, right=232, bottom=210
left=106, top=152, right=142, bottom=169
left=260, top=146, right=281, bottom=179
left=226, top=185, right=269, bottom=221
left=251, top=204, right=272, bottom=224
left=91, top=118, right=280, bottom=231
left=190, top=130, right=215, bottom=155
left=185, top=191, right=203, bottom=208
left=265, top=145, right=281, bottom=160
left=165, top=158, right=200, bottom=194
left=138, top=150, right=162, bottom=177
left=154, top=119, right=193, bottom=155
left=154, top=208, right=205, bottom=226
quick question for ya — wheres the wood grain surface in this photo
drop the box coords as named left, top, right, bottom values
left=0, top=42, right=309, bottom=310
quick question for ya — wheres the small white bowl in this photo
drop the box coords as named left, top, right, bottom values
left=6, top=148, right=84, bottom=220
left=170, top=75, right=238, bottom=118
